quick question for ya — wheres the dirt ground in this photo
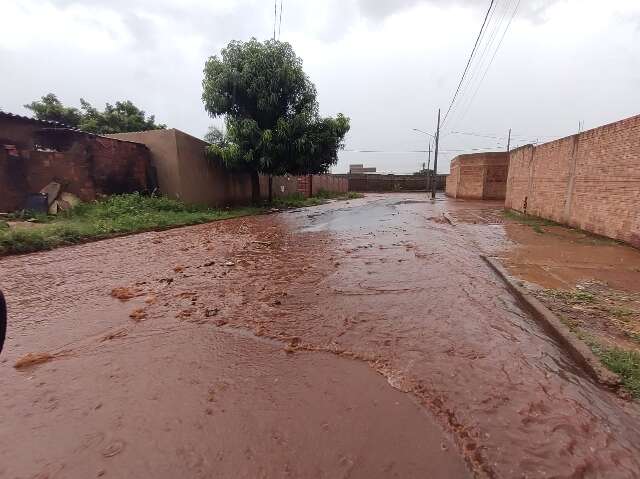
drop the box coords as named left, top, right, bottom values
left=499, top=219, right=640, bottom=352
left=1, top=193, right=640, bottom=478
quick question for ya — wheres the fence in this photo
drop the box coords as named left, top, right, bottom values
left=505, top=113, right=640, bottom=247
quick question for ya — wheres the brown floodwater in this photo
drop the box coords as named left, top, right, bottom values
left=1, top=193, right=639, bottom=478
left=501, top=222, right=640, bottom=292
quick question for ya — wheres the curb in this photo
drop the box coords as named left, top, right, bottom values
left=480, top=255, right=621, bottom=390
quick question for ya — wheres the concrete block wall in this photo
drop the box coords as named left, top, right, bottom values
left=505, top=114, right=640, bottom=247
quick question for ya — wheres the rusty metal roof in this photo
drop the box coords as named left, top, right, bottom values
left=0, top=111, right=146, bottom=146
left=0, top=111, right=77, bottom=129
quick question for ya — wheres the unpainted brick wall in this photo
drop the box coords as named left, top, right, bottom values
left=311, top=174, right=348, bottom=195
left=348, top=174, right=447, bottom=192
left=446, top=152, right=509, bottom=200
left=0, top=132, right=152, bottom=212
left=505, top=114, right=640, bottom=247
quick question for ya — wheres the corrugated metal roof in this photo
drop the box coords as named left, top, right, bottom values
left=0, top=111, right=146, bottom=146
left=0, top=111, right=76, bottom=129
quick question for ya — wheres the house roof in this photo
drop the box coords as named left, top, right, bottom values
left=0, top=111, right=77, bottom=129
left=0, top=111, right=146, bottom=146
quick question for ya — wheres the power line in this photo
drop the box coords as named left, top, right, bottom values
left=452, top=0, right=521, bottom=128
left=442, top=0, right=496, bottom=127
left=278, top=0, right=283, bottom=40
left=273, top=0, right=277, bottom=40
left=445, top=0, right=512, bottom=128
left=343, top=147, right=509, bottom=153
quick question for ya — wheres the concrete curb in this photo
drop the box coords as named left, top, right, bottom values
left=480, top=255, right=621, bottom=390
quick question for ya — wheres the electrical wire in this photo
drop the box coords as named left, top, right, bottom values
left=273, top=0, right=277, bottom=40
left=451, top=0, right=521, bottom=129
left=278, top=0, right=283, bottom=40
left=442, top=0, right=496, bottom=127
left=444, top=0, right=512, bottom=129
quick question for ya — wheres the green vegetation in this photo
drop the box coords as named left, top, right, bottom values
left=559, top=311, right=640, bottom=399
left=0, top=194, right=259, bottom=256
left=202, top=38, right=350, bottom=202
left=611, top=307, right=635, bottom=319
left=503, top=209, right=558, bottom=231
left=24, top=93, right=166, bottom=133
left=0, top=191, right=362, bottom=256
left=589, top=342, right=640, bottom=399
left=504, top=209, right=620, bottom=245
left=544, top=288, right=595, bottom=304
left=271, top=191, right=362, bottom=209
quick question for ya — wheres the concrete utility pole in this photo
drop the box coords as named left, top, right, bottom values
left=506, top=128, right=511, bottom=153
left=432, top=109, right=441, bottom=200
left=427, top=142, right=432, bottom=191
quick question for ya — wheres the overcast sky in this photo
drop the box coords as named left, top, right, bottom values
left=1, top=0, right=639, bottom=173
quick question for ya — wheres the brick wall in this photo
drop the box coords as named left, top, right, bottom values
left=347, top=174, right=447, bottom=192
left=505, top=114, right=640, bottom=247
left=311, top=174, right=348, bottom=195
left=0, top=127, right=153, bottom=212
left=446, top=152, right=509, bottom=200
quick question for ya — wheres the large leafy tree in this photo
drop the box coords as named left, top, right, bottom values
left=202, top=38, right=350, bottom=202
left=25, top=94, right=165, bottom=134
left=24, top=93, right=82, bottom=127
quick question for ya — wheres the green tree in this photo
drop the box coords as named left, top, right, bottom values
left=204, top=126, right=225, bottom=145
left=202, top=38, right=350, bottom=202
left=24, top=93, right=82, bottom=127
left=78, top=99, right=166, bottom=134
left=24, top=94, right=165, bottom=134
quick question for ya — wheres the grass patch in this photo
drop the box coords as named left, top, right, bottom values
left=611, top=307, right=635, bottom=319
left=0, top=191, right=364, bottom=256
left=544, top=288, right=595, bottom=304
left=0, top=193, right=262, bottom=256
left=270, top=191, right=362, bottom=209
left=589, top=342, right=640, bottom=399
left=503, top=209, right=558, bottom=228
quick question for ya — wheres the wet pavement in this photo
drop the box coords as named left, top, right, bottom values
left=1, top=193, right=639, bottom=478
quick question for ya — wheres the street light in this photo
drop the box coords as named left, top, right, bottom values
left=412, top=128, right=436, bottom=139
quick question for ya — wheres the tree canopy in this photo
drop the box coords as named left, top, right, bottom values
left=24, top=93, right=166, bottom=134
left=202, top=38, right=350, bottom=200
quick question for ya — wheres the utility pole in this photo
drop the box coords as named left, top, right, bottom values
left=506, top=128, right=511, bottom=153
left=426, top=142, right=432, bottom=191
left=431, top=109, right=440, bottom=200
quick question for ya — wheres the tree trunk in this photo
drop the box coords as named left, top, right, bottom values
left=308, top=174, right=313, bottom=198
left=268, top=175, right=273, bottom=203
left=251, top=171, right=260, bottom=204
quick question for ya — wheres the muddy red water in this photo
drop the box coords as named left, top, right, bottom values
left=1, top=193, right=639, bottom=478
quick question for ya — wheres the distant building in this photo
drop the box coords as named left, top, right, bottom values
left=349, top=164, right=377, bottom=174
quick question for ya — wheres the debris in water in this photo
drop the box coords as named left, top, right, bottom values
left=205, top=308, right=219, bottom=317
left=129, top=309, right=147, bottom=321
left=176, top=309, right=195, bottom=319
left=102, top=440, right=125, bottom=458
left=144, top=295, right=156, bottom=304
left=14, top=352, right=54, bottom=369
left=110, top=287, right=142, bottom=301
left=213, top=318, right=228, bottom=327
left=174, top=265, right=186, bottom=273
left=102, top=329, right=128, bottom=342
left=224, top=261, right=235, bottom=267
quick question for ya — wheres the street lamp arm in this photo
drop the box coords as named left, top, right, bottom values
left=411, top=128, right=436, bottom=139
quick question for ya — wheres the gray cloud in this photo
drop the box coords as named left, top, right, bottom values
left=1, top=0, right=638, bottom=174
left=356, top=0, right=564, bottom=23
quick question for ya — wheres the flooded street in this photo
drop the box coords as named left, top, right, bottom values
left=1, top=193, right=639, bottom=478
